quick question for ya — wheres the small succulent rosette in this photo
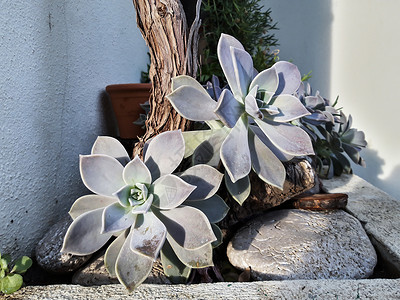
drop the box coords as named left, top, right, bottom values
left=167, top=33, right=314, bottom=204
left=61, top=130, right=227, bottom=291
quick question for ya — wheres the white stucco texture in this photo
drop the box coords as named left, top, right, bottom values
left=0, top=1, right=148, bottom=258
left=264, top=0, right=400, bottom=200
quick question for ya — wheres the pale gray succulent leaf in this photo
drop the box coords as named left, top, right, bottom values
left=166, top=234, right=214, bottom=268
left=115, top=230, right=154, bottom=292
left=273, top=61, right=301, bottom=95
left=220, top=115, right=252, bottom=183
left=182, top=129, right=220, bottom=158
left=69, top=195, right=117, bottom=220
left=248, top=130, right=286, bottom=189
left=267, top=95, right=310, bottom=122
left=255, top=119, right=314, bottom=156
left=80, top=154, right=125, bottom=197
left=152, top=174, right=196, bottom=209
left=245, top=93, right=264, bottom=120
left=130, top=212, right=166, bottom=260
left=160, top=239, right=191, bottom=283
left=217, top=33, right=246, bottom=97
left=179, top=165, right=223, bottom=201
left=192, top=129, right=228, bottom=167
left=91, top=136, right=130, bottom=166
left=249, top=67, right=278, bottom=95
left=250, top=125, right=294, bottom=161
left=123, top=155, right=152, bottom=186
left=184, top=195, right=229, bottom=223
left=157, top=206, right=216, bottom=250
left=102, top=202, right=136, bottom=234
left=131, top=194, right=153, bottom=215
left=231, top=46, right=254, bottom=98
left=62, top=208, right=113, bottom=255
left=225, top=173, right=251, bottom=205
left=211, top=224, right=223, bottom=248
left=167, top=85, right=218, bottom=121
left=214, top=89, right=244, bottom=128
left=144, top=130, right=185, bottom=180
left=104, top=230, right=128, bottom=277
left=171, top=75, right=210, bottom=97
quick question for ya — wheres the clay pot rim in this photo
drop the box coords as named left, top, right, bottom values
left=106, top=83, right=151, bottom=93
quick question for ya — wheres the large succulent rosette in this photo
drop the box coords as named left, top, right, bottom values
left=167, top=34, right=314, bottom=204
left=61, top=131, right=227, bottom=291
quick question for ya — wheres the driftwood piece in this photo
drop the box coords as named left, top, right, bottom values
left=132, top=0, right=202, bottom=157
left=220, top=158, right=316, bottom=229
left=289, top=193, right=348, bottom=211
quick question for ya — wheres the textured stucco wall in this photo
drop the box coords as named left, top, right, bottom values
left=0, top=1, right=148, bottom=257
left=263, top=0, right=400, bottom=200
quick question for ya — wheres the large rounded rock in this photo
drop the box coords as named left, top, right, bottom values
left=227, top=209, right=377, bottom=280
left=36, top=216, right=92, bottom=274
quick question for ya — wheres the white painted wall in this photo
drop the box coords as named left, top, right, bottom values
left=0, top=1, right=148, bottom=257
left=263, top=0, right=400, bottom=199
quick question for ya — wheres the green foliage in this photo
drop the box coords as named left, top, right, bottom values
left=0, top=253, right=32, bottom=295
left=200, top=0, right=278, bottom=83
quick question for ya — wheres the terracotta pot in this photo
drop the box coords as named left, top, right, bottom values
left=106, top=83, right=151, bottom=139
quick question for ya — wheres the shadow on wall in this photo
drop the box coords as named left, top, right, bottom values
left=265, top=0, right=333, bottom=96
left=353, top=148, right=400, bottom=200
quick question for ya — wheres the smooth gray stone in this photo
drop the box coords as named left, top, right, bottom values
left=3, top=280, right=400, bottom=300
left=227, top=209, right=377, bottom=280
left=35, top=216, right=92, bottom=274
left=72, top=253, right=171, bottom=286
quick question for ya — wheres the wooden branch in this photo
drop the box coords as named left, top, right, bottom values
left=132, top=0, right=202, bottom=157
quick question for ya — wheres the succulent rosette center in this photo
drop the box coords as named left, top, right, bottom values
left=128, top=183, right=148, bottom=207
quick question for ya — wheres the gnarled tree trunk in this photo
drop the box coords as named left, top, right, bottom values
left=132, top=0, right=201, bottom=157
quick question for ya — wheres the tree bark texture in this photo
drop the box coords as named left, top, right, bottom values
left=132, top=0, right=201, bottom=157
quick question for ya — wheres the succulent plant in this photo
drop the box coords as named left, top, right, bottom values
left=62, top=130, right=227, bottom=291
left=167, top=33, right=314, bottom=204
left=0, top=253, right=32, bottom=295
left=297, top=82, right=367, bottom=178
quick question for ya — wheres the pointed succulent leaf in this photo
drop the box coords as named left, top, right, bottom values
left=334, top=151, right=352, bottom=173
left=167, top=85, right=218, bottom=121
left=225, top=173, right=251, bottom=205
left=160, top=239, right=191, bottom=283
left=211, top=224, right=223, bottom=248
left=255, top=119, right=314, bottom=156
left=80, top=154, right=125, bottom=197
left=341, top=128, right=367, bottom=147
left=179, top=165, right=223, bottom=201
left=267, top=95, right=310, bottom=122
left=273, top=61, right=301, bottom=95
left=122, top=155, right=152, bottom=186
left=130, top=194, right=154, bottom=215
left=249, top=67, right=279, bottom=95
left=231, top=46, right=254, bottom=98
left=214, top=89, right=244, bottom=128
left=114, top=185, right=133, bottom=207
left=152, top=174, right=196, bottom=209
left=102, top=202, right=136, bottom=234
left=130, top=212, right=166, bottom=260
left=248, top=130, right=286, bottom=189
left=115, top=231, right=153, bottom=292
left=261, top=105, right=280, bottom=116
left=69, top=195, right=117, bottom=220
left=250, top=126, right=294, bottom=161
left=184, top=195, right=229, bottom=223
left=91, top=136, right=130, bottom=166
left=104, top=230, right=128, bottom=277
left=62, top=208, right=113, bottom=255
left=245, top=93, right=264, bottom=120
left=1, top=273, right=23, bottom=294
left=182, top=129, right=220, bottom=158
left=192, top=129, right=228, bottom=166
left=171, top=75, right=209, bottom=97
left=144, top=130, right=185, bottom=179
left=342, top=143, right=362, bottom=165
left=218, top=33, right=246, bottom=97
left=167, top=235, right=213, bottom=268
left=220, top=116, right=251, bottom=183
left=304, top=95, right=325, bottom=110
left=157, top=206, right=216, bottom=250
left=11, top=256, right=32, bottom=274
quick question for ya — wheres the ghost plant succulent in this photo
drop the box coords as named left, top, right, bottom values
left=62, top=130, right=227, bottom=291
left=297, top=82, right=367, bottom=178
left=167, top=33, right=314, bottom=204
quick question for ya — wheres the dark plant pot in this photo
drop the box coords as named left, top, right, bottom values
left=106, top=83, right=151, bottom=139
